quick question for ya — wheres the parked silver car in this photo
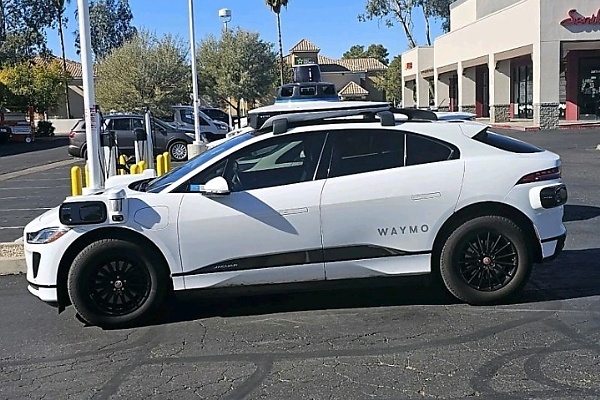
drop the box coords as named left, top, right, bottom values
left=162, top=105, right=230, bottom=140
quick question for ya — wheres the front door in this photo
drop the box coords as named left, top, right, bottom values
left=177, top=132, right=328, bottom=289
left=320, top=129, right=464, bottom=280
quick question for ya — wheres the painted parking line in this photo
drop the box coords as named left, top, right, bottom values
left=0, top=226, right=25, bottom=230
left=0, top=208, right=52, bottom=212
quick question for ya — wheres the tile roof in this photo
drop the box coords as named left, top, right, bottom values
left=338, top=81, right=369, bottom=96
left=33, top=55, right=83, bottom=78
left=289, top=39, right=320, bottom=53
left=317, top=55, right=387, bottom=72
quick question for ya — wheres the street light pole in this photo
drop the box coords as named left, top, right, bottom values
left=77, top=0, right=103, bottom=192
left=218, top=8, right=233, bottom=129
left=187, top=0, right=204, bottom=157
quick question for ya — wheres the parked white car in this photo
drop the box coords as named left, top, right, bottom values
left=24, top=101, right=567, bottom=328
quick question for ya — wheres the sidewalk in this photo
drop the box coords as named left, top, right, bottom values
left=478, top=118, right=600, bottom=131
left=0, top=241, right=25, bottom=276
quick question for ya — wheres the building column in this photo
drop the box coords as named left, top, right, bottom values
left=402, top=78, right=416, bottom=108
left=435, top=71, right=450, bottom=111
left=458, top=62, right=476, bottom=114
left=533, top=41, right=560, bottom=129
left=416, top=75, right=431, bottom=108
left=489, top=54, right=511, bottom=123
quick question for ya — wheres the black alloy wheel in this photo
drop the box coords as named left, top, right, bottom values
left=87, top=258, right=151, bottom=316
left=439, top=215, right=532, bottom=305
left=455, top=231, right=518, bottom=292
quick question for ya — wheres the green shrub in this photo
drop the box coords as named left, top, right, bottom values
left=36, top=120, right=55, bottom=137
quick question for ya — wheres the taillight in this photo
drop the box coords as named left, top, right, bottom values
left=68, top=131, right=76, bottom=139
left=517, top=167, right=561, bottom=184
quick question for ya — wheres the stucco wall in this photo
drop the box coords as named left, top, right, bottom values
left=436, top=0, right=540, bottom=68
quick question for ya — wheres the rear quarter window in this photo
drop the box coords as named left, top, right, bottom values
left=473, top=130, right=543, bottom=153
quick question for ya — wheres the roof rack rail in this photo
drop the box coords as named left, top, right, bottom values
left=390, top=107, right=438, bottom=122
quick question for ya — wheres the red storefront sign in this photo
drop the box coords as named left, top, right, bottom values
left=561, top=9, right=600, bottom=26
left=406, top=62, right=413, bottom=70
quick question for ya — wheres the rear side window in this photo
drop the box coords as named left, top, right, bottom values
left=473, top=130, right=542, bottom=153
left=329, top=130, right=404, bottom=178
left=405, top=134, right=458, bottom=166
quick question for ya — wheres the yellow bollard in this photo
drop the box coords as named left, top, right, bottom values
left=156, top=154, right=164, bottom=176
left=130, top=164, right=140, bottom=174
left=139, top=160, right=147, bottom=171
left=70, top=166, right=82, bottom=196
left=118, top=155, right=127, bottom=175
left=163, top=152, right=170, bottom=172
left=84, top=163, right=89, bottom=188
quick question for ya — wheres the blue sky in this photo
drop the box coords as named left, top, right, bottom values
left=46, top=0, right=445, bottom=62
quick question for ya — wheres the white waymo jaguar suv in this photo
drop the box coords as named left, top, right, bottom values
left=24, top=102, right=567, bottom=328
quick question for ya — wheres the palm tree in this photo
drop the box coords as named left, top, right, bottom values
left=265, top=0, right=288, bottom=85
left=54, top=0, right=71, bottom=118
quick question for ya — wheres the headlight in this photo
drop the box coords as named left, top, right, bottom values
left=217, top=124, right=228, bottom=131
left=26, top=227, right=69, bottom=244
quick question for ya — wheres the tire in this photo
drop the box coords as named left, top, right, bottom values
left=168, top=141, right=188, bottom=162
left=67, top=239, right=169, bottom=328
left=439, top=215, right=532, bottom=305
left=81, top=147, right=88, bottom=160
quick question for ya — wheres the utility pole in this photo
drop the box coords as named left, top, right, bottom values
left=219, top=8, right=233, bottom=129
left=77, top=0, right=103, bottom=192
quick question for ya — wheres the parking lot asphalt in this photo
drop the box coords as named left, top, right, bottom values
left=0, top=127, right=599, bottom=398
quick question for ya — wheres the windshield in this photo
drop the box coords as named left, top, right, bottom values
left=145, top=132, right=254, bottom=193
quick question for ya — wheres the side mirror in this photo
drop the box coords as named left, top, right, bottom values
left=200, top=176, right=230, bottom=196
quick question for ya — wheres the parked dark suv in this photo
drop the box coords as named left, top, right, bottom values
left=68, top=114, right=196, bottom=161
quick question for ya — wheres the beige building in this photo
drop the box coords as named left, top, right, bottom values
left=285, top=39, right=388, bottom=101
left=402, top=0, right=600, bottom=129
left=48, top=57, right=85, bottom=119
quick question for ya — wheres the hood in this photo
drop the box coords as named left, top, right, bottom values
left=24, top=206, right=61, bottom=233
left=104, top=169, right=156, bottom=190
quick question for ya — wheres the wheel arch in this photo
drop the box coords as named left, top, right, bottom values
left=56, top=227, right=173, bottom=311
left=431, top=202, right=542, bottom=274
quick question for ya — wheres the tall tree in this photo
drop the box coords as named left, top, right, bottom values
left=0, top=0, right=55, bottom=65
left=197, top=29, right=278, bottom=115
left=0, top=58, right=69, bottom=114
left=360, top=0, right=452, bottom=48
left=52, top=0, right=71, bottom=117
left=265, top=0, right=288, bottom=86
left=342, top=43, right=389, bottom=65
left=74, top=0, right=136, bottom=60
left=376, top=55, right=402, bottom=105
left=95, top=30, right=190, bottom=115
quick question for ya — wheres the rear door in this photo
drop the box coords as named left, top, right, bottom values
left=320, top=129, right=464, bottom=280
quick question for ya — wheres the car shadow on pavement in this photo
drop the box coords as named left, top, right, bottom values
left=563, top=204, right=600, bottom=222
left=0, top=137, right=68, bottom=158
left=153, top=248, right=600, bottom=326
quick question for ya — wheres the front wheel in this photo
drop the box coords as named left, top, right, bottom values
left=67, top=239, right=168, bottom=328
left=168, top=141, right=188, bottom=162
left=439, top=216, right=532, bottom=305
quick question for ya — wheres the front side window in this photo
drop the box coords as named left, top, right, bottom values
left=405, top=134, right=458, bottom=166
left=188, top=133, right=327, bottom=192
left=328, top=130, right=405, bottom=178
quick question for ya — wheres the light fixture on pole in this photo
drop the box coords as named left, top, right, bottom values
left=218, top=8, right=234, bottom=129
left=218, top=8, right=232, bottom=31
left=187, top=0, right=205, bottom=158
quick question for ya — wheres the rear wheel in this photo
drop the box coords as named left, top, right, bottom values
left=67, top=239, right=168, bottom=328
left=439, top=216, right=532, bottom=305
left=168, top=141, right=188, bottom=161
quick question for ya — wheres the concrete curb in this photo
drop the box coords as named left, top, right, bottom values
left=0, top=257, right=26, bottom=275
left=0, top=242, right=25, bottom=276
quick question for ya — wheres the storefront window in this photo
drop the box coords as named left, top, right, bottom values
left=579, top=57, right=600, bottom=120
left=513, top=64, right=533, bottom=119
